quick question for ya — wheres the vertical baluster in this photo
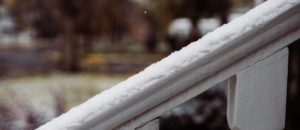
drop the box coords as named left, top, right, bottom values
left=227, top=48, right=288, bottom=130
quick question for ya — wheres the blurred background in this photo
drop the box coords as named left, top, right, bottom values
left=0, top=0, right=299, bottom=129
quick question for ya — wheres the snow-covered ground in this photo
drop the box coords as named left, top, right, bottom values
left=0, top=73, right=131, bottom=121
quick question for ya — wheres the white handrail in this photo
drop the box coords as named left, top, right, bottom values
left=38, top=0, right=300, bottom=129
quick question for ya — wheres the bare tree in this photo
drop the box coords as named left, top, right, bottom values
left=9, top=0, right=135, bottom=72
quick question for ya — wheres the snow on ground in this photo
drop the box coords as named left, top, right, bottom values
left=1, top=74, right=130, bottom=122
left=38, top=0, right=300, bottom=129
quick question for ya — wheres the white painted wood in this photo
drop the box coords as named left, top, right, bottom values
left=227, top=48, right=288, bottom=130
left=114, top=6, right=299, bottom=130
left=135, top=119, right=159, bottom=130
left=115, top=20, right=300, bottom=130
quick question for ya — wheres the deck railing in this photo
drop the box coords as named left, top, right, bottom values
left=38, top=0, right=300, bottom=130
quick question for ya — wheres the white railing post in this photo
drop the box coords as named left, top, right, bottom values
left=227, top=48, right=288, bottom=130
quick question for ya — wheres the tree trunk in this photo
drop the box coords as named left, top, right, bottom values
left=60, top=35, right=80, bottom=72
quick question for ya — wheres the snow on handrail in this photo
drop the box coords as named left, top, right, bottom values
left=38, top=0, right=300, bottom=130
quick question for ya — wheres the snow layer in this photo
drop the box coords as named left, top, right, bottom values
left=168, top=18, right=193, bottom=38
left=38, top=0, right=300, bottom=129
left=198, top=18, right=221, bottom=34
